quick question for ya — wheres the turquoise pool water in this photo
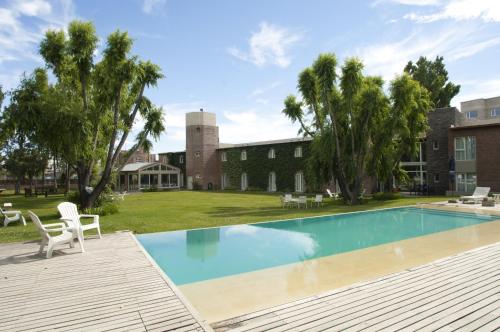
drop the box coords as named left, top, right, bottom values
left=137, top=207, right=496, bottom=285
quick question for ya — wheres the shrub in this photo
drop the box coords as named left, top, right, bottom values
left=372, top=192, right=402, bottom=201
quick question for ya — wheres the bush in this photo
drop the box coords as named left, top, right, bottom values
left=82, top=201, right=119, bottom=216
left=372, top=192, right=402, bottom=201
left=66, top=185, right=120, bottom=215
left=141, top=186, right=158, bottom=192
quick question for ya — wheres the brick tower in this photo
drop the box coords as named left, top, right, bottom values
left=185, top=110, right=220, bottom=190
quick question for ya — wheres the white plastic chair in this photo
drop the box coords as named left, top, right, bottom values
left=281, top=194, right=293, bottom=208
left=1, top=208, right=26, bottom=227
left=314, top=194, right=323, bottom=207
left=28, top=211, right=84, bottom=258
left=326, top=189, right=338, bottom=199
left=57, top=202, right=101, bottom=242
left=296, top=196, right=308, bottom=208
left=460, top=187, right=490, bottom=204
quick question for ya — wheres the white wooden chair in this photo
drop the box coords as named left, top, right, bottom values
left=1, top=208, right=26, bottom=227
left=314, top=194, right=323, bottom=207
left=57, top=202, right=101, bottom=242
left=296, top=196, right=308, bottom=208
left=28, top=211, right=84, bottom=258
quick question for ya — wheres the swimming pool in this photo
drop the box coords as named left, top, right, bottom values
left=137, top=207, right=496, bottom=285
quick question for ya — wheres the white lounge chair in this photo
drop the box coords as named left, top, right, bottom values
left=1, top=208, right=26, bottom=227
left=28, top=211, right=83, bottom=258
left=314, top=194, right=323, bottom=207
left=460, top=187, right=490, bottom=204
left=57, top=202, right=101, bottom=242
left=326, top=189, right=338, bottom=199
left=296, top=196, right=308, bottom=208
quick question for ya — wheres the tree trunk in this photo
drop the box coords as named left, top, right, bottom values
left=15, top=177, right=21, bottom=195
left=53, top=156, right=58, bottom=190
left=65, top=163, right=70, bottom=194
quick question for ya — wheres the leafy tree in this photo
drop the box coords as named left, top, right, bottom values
left=37, top=20, right=165, bottom=208
left=283, top=53, right=431, bottom=204
left=404, top=56, right=460, bottom=108
left=0, top=72, right=51, bottom=193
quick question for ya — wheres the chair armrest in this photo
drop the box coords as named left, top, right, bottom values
left=44, top=222, right=68, bottom=232
left=79, top=214, right=98, bottom=219
left=3, top=210, right=22, bottom=215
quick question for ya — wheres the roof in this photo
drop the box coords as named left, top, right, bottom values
left=120, top=162, right=180, bottom=172
left=217, top=137, right=313, bottom=149
left=450, top=122, right=500, bottom=130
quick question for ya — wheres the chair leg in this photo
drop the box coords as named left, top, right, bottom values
left=97, top=226, right=102, bottom=239
left=78, top=229, right=86, bottom=253
left=21, top=215, right=26, bottom=226
left=47, top=241, right=54, bottom=259
left=39, top=239, right=46, bottom=254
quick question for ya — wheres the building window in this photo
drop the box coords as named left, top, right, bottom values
left=268, top=172, right=276, bottom=192
left=433, top=173, right=440, bottom=183
left=454, top=136, right=476, bottom=161
left=294, top=146, right=302, bottom=158
left=432, top=140, right=439, bottom=151
left=268, top=148, right=275, bottom=159
left=195, top=174, right=201, bottom=179
left=295, top=171, right=304, bottom=192
left=179, top=155, right=184, bottom=164
left=241, top=150, right=247, bottom=161
left=195, top=151, right=200, bottom=158
left=456, top=173, right=476, bottom=192
left=221, top=152, right=227, bottom=162
left=221, top=173, right=229, bottom=190
left=466, top=111, right=478, bottom=119
left=135, top=157, right=142, bottom=162
left=241, top=173, right=248, bottom=191
left=491, top=108, right=500, bottom=117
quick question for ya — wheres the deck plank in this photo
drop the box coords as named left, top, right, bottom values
left=0, top=232, right=212, bottom=332
left=213, top=242, right=500, bottom=332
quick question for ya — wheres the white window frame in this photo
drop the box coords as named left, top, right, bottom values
left=454, top=136, right=476, bottom=161
left=294, top=146, right=302, bottom=158
left=268, top=148, right=275, bottom=159
left=295, top=171, right=304, bottom=192
left=221, top=152, right=227, bottom=162
left=433, top=173, right=440, bottom=183
left=466, top=111, right=478, bottom=119
left=195, top=151, right=200, bottom=158
left=432, top=140, right=439, bottom=151
left=241, top=172, right=248, bottom=191
left=268, top=172, right=276, bottom=192
left=241, top=150, right=247, bottom=161
left=491, top=108, right=500, bottom=117
left=179, top=155, right=184, bottom=164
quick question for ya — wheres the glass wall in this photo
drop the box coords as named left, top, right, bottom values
left=456, top=173, right=476, bottom=192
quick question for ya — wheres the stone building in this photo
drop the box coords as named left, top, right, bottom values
left=121, top=96, right=500, bottom=194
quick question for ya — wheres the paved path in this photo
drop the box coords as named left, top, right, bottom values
left=0, top=232, right=212, bottom=332
left=213, top=242, right=500, bottom=332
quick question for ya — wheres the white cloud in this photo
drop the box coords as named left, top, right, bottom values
left=219, top=108, right=300, bottom=144
left=373, top=0, right=442, bottom=6
left=142, top=0, right=166, bottom=14
left=0, top=0, right=75, bottom=88
left=355, top=25, right=500, bottom=80
left=404, top=0, right=500, bottom=23
left=227, top=22, right=303, bottom=68
left=452, top=79, right=500, bottom=108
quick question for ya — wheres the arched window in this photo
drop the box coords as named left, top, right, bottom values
left=268, top=148, right=275, bottom=159
left=268, top=172, right=276, bottom=192
left=221, top=173, right=230, bottom=190
left=241, top=150, right=247, bottom=161
left=294, top=146, right=302, bottom=158
left=241, top=173, right=248, bottom=191
left=295, top=171, right=304, bottom=192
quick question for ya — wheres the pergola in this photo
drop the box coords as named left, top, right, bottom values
left=118, top=162, right=182, bottom=191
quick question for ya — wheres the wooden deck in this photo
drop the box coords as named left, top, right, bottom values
left=0, top=232, right=212, bottom=332
left=213, top=242, right=500, bottom=332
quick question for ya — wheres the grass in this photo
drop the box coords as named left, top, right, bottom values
left=0, top=190, right=449, bottom=243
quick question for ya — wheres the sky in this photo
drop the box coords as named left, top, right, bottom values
left=1, top=0, right=499, bottom=153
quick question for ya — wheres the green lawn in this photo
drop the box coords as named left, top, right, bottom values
left=0, top=190, right=448, bottom=243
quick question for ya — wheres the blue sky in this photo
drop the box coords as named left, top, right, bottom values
left=1, top=0, right=499, bottom=153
